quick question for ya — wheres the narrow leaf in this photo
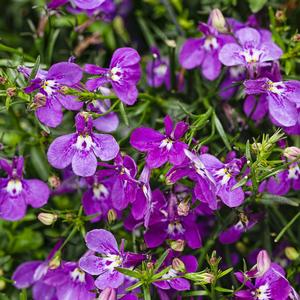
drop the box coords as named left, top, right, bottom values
left=213, top=112, right=231, bottom=150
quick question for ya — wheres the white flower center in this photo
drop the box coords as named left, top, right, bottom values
left=215, top=168, right=231, bottom=185
left=110, top=67, right=123, bottom=82
left=288, top=164, right=300, bottom=180
left=70, top=268, right=86, bottom=283
left=103, top=254, right=123, bottom=271
left=204, top=36, right=219, bottom=51
left=154, top=64, right=168, bottom=77
left=6, top=179, right=23, bottom=196
left=229, top=66, right=245, bottom=79
left=93, top=184, right=109, bottom=199
left=42, top=80, right=57, bottom=96
left=240, top=48, right=263, bottom=64
left=75, top=135, right=95, bottom=151
left=267, top=81, right=286, bottom=95
left=159, top=138, right=173, bottom=151
left=162, top=268, right=178, bottom=279
left=252, top=283, right=271, bottom=300
left=167, top=221, right=185, bottom=235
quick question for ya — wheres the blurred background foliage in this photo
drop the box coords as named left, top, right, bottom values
left=0, top=0, right=300, bottom=299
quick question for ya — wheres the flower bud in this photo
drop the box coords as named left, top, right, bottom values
left=170, top=239, right=185, bottom=252
left=147, top=262, right=154, bottom=270
left=107, top=209, right=117, bottom=224
left=49, top=253, right=61, bottom=269
left=285, top=247, right=299, bottom=261
left=172, top=258, right=186, bottom=273
left=34, top=93, right=47, bottom=108
left=98, top=288, right=117, bottom=300
left=38, top=212, right=58, bottom=225
left=284, top=146, right=300, bottom=160
left=210, top=9, right=227, bottom=33
left=177, top=201, right=190, bottom=216
left=202, top=272, right=215, bottom=283
left=6, top=87, right=16, bottom=97
left=60, top=86, right=70, bottom=94
left=275, top=10, right=286, bottom=22
left=0, top=76, right=7, bottom=85
left=256, top=250, right=271, bottom=276
left=292, top=34, right=300, bottom=42
left=165, top=39, right=176, bottom=48
left=48, top=175, right=61, bottom=189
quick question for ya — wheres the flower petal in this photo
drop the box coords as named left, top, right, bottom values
left=72, top=151, right=97, bottom=177
left=93, top=133, right=119, bottom=161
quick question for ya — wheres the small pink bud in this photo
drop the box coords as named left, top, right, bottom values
left=284, top=146, right=300, bottom=160
left=107, top=209, right=117, bottom=224
left=48, top=175, right=61, bottom=189
left=177, top=201, right=190, bottom=216
left=34, top=93, right=47, bottom=108
left=170, top=239, right=185, bottom=252
left=256, top=250, right=271, bottom=277
left=98, top=288, right=117, bottom=300
left=6, top=87, right=16, bottom=97
left=172, top=258, right=186, bottom=272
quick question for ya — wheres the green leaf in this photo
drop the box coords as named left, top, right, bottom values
left=151, top=266, right=171, bottom=281
left=182, top=290, right=209, bottom=297
left=119, top=102, right=129, bottom=126
left=212, top=112, right=231, bottom=150
left=215, top=286, right=234, bottom=293
left=30, top=146, right=50, bottom=181
left=28, top=55, right=40, bottom=83
left=0, top=293, right=10, bottom=300
left=154, top=249, right=170, bottom=272
left=261, top=193, right=299, bottom=207
left=248, top=0, right=267, bottom=13
left=46, top=29, right=60, bottom=65
left=218, top=267, right=233, bottom=279
left=245, top=140, right=252, bottom=162
left=114, top=267, right=141, bottom=279
left=231, top=177, right=248, bottom=190
left=126, top=280, right=143, bottom=292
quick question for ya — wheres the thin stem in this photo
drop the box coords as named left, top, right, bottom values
left=142, top=285, right=152, bottom=300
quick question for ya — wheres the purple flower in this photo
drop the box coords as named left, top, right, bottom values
left=244, top=77, right=300, bottom=127
left=153, top=254, right=198, bottom=292
left=79, top=229, right=144, bottom=290
left=0, top=157, right=50, bottom=221
left=48, top=0, right=105, bottom=10
left=47, top=113, right=119, bottom=177
left=146, top=48, right=169, bottom=88
left=85, top=47, right=141, bottom=105
left=200, top=153, right=245, bottom=207
left=86, top=86, right=119, bottom=132
left=166, top=149, right=217, bottom=210
left=144, top=189, right=202, bottom=249
left=42, top=261, right=95, bottom=300
left=130, top=115, right=189, bottom=169
left=235, top=257, right=297, bottom=300
left=179, top=22, right=234, bottom=80
left=20, top=62, right=83, bottom=127
left=219, top=212, right=262, bottom=244
left=219, top=27, right=283, bottom=76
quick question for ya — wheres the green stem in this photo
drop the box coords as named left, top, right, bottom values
left=143, top=285, right=152, bottom=300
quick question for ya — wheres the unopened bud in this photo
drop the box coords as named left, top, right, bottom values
left=48, top=175, right=61, bottom=189
left=6, top=87, right=16, bottom=97
left=98, top=288, right=117, bottom=300
left=107, top=209, right=117, bottom=224
left=60, top=86, right=70, bottom=94
left=165, top=39, right=176, bottom=48
left=48, top=254, right=61, bottom=269
left=34, top=93, right=47, bottom=108
left=0, top=76, right=7, bottom=84
left=177, top=201, right=190, bottom=216
left=275, top=10, right=286, bottom=22
left=38, top=213, right=58, bottom=225
left=184, top=271, right=214, bottom=284
left=210, top=9, right=227, bottom=33
left=283, top=146, right=300, bottom=160
left=147, top=262, right=154, bottom=270
left=285, top=247, right=299, bottom=261
left=292, top=34, right=300, bottom=42
left=170, top=239, right=185, bottom=252
left=256, top=250, right=271, bottom=276
left=203, top=272, right=215, bottom=283
left=172, top=258, right=186, bottom=273
left=252, top=142, right=262, bottom=152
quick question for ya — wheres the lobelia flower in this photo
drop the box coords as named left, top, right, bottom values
left=19, top=62, right=83, bottom=127
left=219, top=27, right=283, bottom=77
left=244, top=77, right=300, bottom=127
left=235, top=250, right=298, bottom=300
left=219, top=212, right=262, bottom=244
left=130, top=115, right=189, bottom=169
left=42, top=261, right=95, bottom=300
left=0, top=156, right=50, bottom=221
left=144, top=189, right=202, bottom=249
left=166, top=149, right=217, bottom=210
left=12, top=241, right=62, bottom=300
left=47, top=113, right=119, bottom=177
left=200, top=153, right=245, bottom=207
left=179, top=21, right=234, bottom=80
left=79, top=229, right=144, bottom=290
left=146, top=47, right=170, bottom=88
left=82, top=170, right=115, bottom=222
left=153, top=254, right=198, bottom=292
left=85, top=47, right=141, bottom=105
left=48, top=0, right=106, bottom=10
left=86, top=86, right=119, bottom=132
